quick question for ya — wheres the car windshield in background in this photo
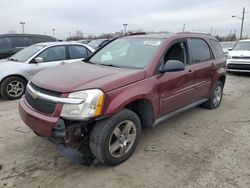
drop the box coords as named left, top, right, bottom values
left=233, top=41, right=250, bottom=51
left=8, top=44, right=45, bottom=62
left=220, top=41, right=235, bottom=49
left=88, top=39, right=107, bottom=48
left=89, top=38, right=163, bottom=69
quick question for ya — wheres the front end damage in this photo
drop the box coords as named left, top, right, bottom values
left=50, top=119, right=96, bottom=165
left=19, top=94, right=98, bottom=166
left=19, top=82, right=107, bottom=165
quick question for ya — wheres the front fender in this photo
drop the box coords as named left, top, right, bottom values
left=102, top=77, right=160, bottom=119
left=0, top=68, right=32, bottom=83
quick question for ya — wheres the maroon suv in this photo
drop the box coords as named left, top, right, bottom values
left=19, top=33, right=226, bottom=166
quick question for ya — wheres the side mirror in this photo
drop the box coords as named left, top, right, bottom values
left=228, top=48, right=232, bottom=51
left=159, top=60, right=185, bottom=73
left=35, top=57, right=43, bottom=63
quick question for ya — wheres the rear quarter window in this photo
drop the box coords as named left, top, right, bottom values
left=209, top=40, right=225, bottom=59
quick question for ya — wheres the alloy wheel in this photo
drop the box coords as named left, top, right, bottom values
left=6, top=80, right=25, bottom=98
left=213, top=86, right=222, bottom=107
left=108, top=120, right=137, bottom=158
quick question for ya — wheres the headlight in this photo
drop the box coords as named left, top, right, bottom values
left=61, top=89, right=104, bottom=120
left=226, top=54, right=232, bottom=59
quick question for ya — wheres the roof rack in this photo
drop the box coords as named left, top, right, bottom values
left=127, top=32, right=147, bottom=36
left=177, top=32, right=212, bottom=36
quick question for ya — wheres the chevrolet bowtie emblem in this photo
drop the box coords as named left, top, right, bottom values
left=31, top=91, right=39, bottom=99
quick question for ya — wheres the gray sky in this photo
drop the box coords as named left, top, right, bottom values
left=0, top=0, right=249, bottom=39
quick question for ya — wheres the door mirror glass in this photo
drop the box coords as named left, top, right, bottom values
left=35, top=57, right=43, bottom=63
left=159, top=60, right=185, bottom=73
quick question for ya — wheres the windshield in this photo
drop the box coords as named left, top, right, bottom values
left=233, top=41, right=250, bottom=51
left=88, top=39, right=107, bottom=48
left=89, top=38, right=163, bottom=69
left=220, top=42, right=235, bottom=49
left=9, top=44, right=45, bottom=62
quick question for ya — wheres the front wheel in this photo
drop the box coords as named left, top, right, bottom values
left=90, top=109, right=141, bottom=166
left=0, top=76, right=27, bottom=100
left=203, top=80, right=223, bottom=109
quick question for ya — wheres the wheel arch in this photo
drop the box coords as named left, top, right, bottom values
left=218, top=74, right=226, bottom=86
left=0, top=74, right=28, bottom=88
left=103, top=95, right=156, bottom=128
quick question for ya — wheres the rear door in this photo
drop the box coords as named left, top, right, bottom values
left=158, top=39, right=197, bottom=116
left=187, top=38, right=215, bottom=102
left=31, top=45, right=67, bottom=75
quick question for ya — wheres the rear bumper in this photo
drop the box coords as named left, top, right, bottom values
left=19, top=97, right=59, bottom=137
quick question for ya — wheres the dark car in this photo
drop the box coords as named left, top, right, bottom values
left=19, top=32, right=226, bottom=166
left=0, top=34, right=57, bottom=59
left=87, top=39, right=110, bottom=50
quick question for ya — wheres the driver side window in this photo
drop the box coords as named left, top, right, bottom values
left=38, top=46, right=66, bottom=62
left=164, top=41, right=188, bottom=65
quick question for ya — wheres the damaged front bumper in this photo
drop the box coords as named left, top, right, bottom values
left=19, top=97, right=96, bottom=165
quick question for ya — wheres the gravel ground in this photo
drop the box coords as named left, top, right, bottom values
left=0, top=74, right=250, bottom=188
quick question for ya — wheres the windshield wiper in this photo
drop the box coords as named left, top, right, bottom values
left=84, top=60, right=94, bottom=64
left=8, top=58, right=19, bottom=62
left=98, top=63, right=121, bottom=68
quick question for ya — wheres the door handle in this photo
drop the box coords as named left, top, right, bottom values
left=188, top=69, right=192, bottom=73
left=211, top=63, right=215, bottom=67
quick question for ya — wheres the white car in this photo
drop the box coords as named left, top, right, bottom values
left=0, top=42, right=95, bottom=99
left=227, top=39, right=250, bottom=73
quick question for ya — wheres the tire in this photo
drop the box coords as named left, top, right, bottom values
left=90, top=109, right=141, bottom=166
left=0, top=76, right=27, bottom=100
left=203, top=80, right=223, bottom=109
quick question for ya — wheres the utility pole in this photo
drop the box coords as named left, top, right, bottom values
left=240, top=7, right=245, bottom=39
left=210, top=27, right=213, bottom=34
left=182, top=23, right=186, bottom=32
left=123, top=24, right=128, bottom=35
left=232, top=7, right=245, bottom=40
left=52, top=29, right=56, bottom=37
left=20, top=22, right=25, bottom=34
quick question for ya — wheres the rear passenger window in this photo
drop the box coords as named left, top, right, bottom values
left=32, top=37, right=54, bottom=43
left=209, top=40, right=225, bottom=58
left=68, top=45, right=88, bottom=59
left=189, top=39, right=212, bottom=63
left=23, top=37, right=33, bottom=46
left=12, top=37, right=26, bottom=47
left=0, top=37, right=12, bottom=52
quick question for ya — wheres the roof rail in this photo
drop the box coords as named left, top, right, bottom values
left=177, top=32, right=212, bottom=36
left=127, top=32, right=147, bottom=36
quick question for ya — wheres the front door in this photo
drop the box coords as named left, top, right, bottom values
left=31, top=45, right=66, bottom=76
left=158, top=40, right=197, bottom=116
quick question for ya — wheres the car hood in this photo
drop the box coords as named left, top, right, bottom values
left=0, top=60, right=25, bottom=69
left=32, top=62, right=146, bottom=93
left=228, top=50, right=250, bottom=57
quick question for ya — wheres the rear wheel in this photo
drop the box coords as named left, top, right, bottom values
left=90, top=109, right=141, bottom=166
left=203, top=80, right=223, bottom=109
left=0, top=76, right=26, bottom=100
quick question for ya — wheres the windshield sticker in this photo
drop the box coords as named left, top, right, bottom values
left=143, top=41, right=162, bottom=46
left=36, top=46, right=44, bottom=50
